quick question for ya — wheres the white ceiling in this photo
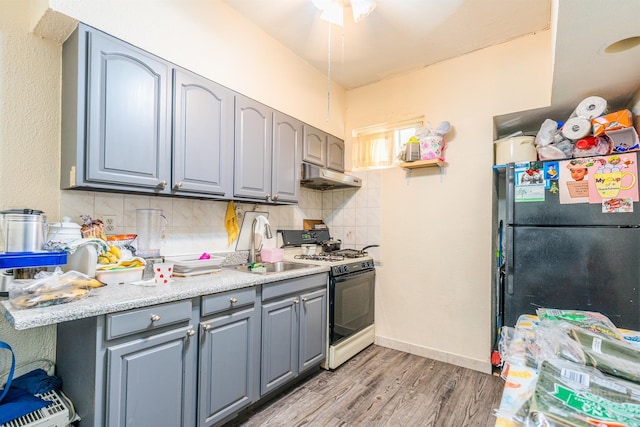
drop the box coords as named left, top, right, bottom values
left=223, top=0, right=551, bottom=89
left=224, top=0, right=640, bottom=135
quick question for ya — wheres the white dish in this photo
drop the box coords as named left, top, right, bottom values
left=96, top=267, right=144, bottom=285
left=164, top=254, right=225, bottom=274
left=173, top=268, right=221, bottom=277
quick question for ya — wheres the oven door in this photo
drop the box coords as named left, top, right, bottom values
left=330, top=269, right=375, bottom=345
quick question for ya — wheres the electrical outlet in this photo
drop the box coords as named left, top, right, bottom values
left=103, top=215, right=117, bottom=234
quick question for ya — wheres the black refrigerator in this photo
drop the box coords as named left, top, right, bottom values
left=502, top=152, right=640, bottom=330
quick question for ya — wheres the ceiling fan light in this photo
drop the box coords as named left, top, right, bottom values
left=320, top=2, right=344, bottom=26
left=351, top=0, right=376, bottom=23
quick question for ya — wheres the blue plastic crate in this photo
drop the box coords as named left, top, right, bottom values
left=0, top=251, right=68, bottom=269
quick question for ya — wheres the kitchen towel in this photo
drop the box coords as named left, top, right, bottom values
left=572, top=95, right=608, bottom=119
left=225, top=201, right=240, bottom=246
left=561, top=117, right=592, bottom=140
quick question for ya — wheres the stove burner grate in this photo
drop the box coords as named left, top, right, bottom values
left=294, top=253, right=345, bottom=262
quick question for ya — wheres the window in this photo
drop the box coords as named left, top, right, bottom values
left=353, top=118, right=423, bottom=170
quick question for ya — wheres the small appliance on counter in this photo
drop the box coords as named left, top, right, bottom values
left=0, top=208, right=48, bottom=253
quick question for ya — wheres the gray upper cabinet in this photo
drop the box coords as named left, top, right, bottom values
left=302, top=125, right=327, bottom=166
left=272, top=111, right=302, bottom=203
left=62, top=23, right=309, bottom=203
left=234, top=95, right=273, bottom=201
left=172, top=68, right=233, bottom=197
left=62, top=23, right=172, bottom=193
left=326, top=135, right=345, bottom=172
left=235, top=97, right=301, bottom=204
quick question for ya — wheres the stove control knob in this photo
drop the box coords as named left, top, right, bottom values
left=343, top=265, right=350, bottom=274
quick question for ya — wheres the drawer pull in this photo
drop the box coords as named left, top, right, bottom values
left=230, top=297, right=238, bottom=304
left=202, top=324, right=212, bottom=332
left=293, top=298, right=299, bottom=305
left=302, top=297, right=308, bottom=303
left=186, top=329, right=195, bottom=337
left=150, top=314, right=161, bottom=322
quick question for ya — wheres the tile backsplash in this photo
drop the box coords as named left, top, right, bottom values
left=58, top=170, right=381, bottom=257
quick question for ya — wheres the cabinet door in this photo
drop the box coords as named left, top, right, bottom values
left=261, top=297, right=297, bottom=395
left=299, top=288, right=327, bottom=372
left=326, top=135, right=345, bottom=172
left=272, top=111, right=302, bottom=203
left=172, top=68, right=233, bottom=197
left=106, top=326, right=196, bottom=427
left=234, top=95, right=273, bottom=200
left=303, top=125, right=327, bottom=167
left=199, top=306, right=259, bottom=427
left=85, top=28, right=171, bottom=191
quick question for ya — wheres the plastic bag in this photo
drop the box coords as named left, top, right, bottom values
left=9, top=269, right=104, bottom=309
left=415, top=121, right=451, bottom=161
left=518, top=359, right=640, bottom=427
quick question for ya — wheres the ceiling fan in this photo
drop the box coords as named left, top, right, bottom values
left=312, top=0, right=376, bottom=26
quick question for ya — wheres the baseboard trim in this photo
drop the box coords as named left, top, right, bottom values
left=375, top=335, right=492, bottom=374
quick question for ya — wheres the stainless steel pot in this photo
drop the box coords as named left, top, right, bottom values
left=0, top=209, right=47, bottom=253
left=321, top=239, right=342, bottom=252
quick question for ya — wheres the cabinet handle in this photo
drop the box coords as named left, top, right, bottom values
left=150, top=314, right=161, bottom=322
left=230, top=297, right=238, bottom=304
left=202, top=324, right=212, bottom=332
left=174, top=182, right=183, bottom=189
left=293, top=298, right=299, bottom=304
left=272, top=194, right=279, bottom=201
left=186, top=329, right=195, bottom=337
left=158, top=180, right=168, bottom=189
left=302, top=297, right=308, bottom=303
left=265, top=193, right=271, bottom=201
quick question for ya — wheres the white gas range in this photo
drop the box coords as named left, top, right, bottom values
left=278, top=230, right=376, bottom=370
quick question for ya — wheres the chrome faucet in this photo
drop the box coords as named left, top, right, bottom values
left=249, top=216, right=273, bottom=264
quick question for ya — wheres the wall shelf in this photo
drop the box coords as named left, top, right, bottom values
left=400, top=159, right=444, bottom=169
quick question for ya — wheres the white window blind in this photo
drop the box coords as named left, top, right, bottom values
left=353, top=117, right=423, bottom=170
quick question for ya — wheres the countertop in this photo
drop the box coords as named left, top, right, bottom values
left=1, top=264, right=329, bottom=330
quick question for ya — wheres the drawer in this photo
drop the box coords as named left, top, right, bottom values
left=262, top=272, right=328, bottom=301
left=201, top=287, right=256, bottom=317
left=105, top=300, right=192, bottom=340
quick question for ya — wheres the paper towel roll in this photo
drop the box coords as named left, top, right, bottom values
left=573, top=96, right=608, bottom=119
left=562, top=117, right=592, bottom=140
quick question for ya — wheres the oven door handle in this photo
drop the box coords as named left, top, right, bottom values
left=333, top=269, right=375, bottom=282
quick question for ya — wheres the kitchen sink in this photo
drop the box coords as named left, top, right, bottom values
left=226, top=261, right=314, bottom=274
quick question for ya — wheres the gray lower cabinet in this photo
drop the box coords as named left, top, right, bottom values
left=56, top=300, right=198, bottom=427
left=55, top=277, right=327, bottom=426
left=198, top=288, right=260, bottom=426
left=172, top=67, right=234, bottom=197
left=62, top=23, right=172, bottom=193
left=261, top=273, right=328, bottom=395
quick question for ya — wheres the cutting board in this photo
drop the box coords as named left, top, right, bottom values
left=235, top=211, right=270, bottom=251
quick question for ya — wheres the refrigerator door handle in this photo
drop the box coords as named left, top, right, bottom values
left=505, top=225, right=514, bottom=295
left=506, top=163, right=515, bottom=225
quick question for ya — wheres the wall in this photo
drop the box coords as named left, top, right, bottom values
left=345, top=31, right=553, bottom=372
left=0, top=1, right=62, bottom=373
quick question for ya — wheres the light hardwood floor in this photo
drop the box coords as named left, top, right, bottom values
left=227, top=344, right=504, bottom=427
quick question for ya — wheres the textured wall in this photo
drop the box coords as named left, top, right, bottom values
left=0, top=0, right=61, bottom=374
